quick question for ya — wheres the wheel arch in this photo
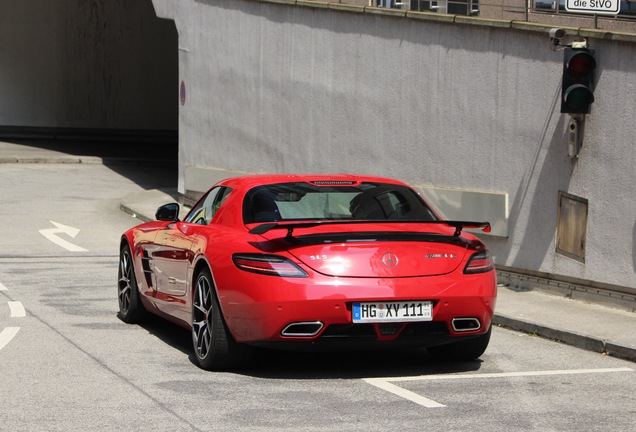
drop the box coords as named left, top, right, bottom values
left=191, top=256, right=223, bottom=305
left=119, top=237, right=128, bottom=251
left=190, top=255, right=236, bottom=336
left=119, top=235, right=137, bottom=283
left=120, top=233, right=134, bottom=252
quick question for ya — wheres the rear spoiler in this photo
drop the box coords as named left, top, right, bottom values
left=249, top=220, right=491, bottom=238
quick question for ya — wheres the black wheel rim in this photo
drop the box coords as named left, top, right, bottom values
left=192, top=274, right=214, bottom=359
left=118, top=249, right=132, bottom=314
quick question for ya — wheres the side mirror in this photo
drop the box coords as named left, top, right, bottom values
left=155, top=203, right=180, bottom=221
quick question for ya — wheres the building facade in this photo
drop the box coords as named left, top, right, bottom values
left=333, top=0, right=636, bottom=32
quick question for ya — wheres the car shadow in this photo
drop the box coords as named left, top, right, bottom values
left=133, top=316, right=484, bottom=379
left=236, top=348, right=484, bottom=380
left=136, top=315, right=193, bottom=357
left=5, top=138, right=178, bottom=191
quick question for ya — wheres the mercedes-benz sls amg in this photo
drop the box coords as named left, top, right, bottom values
left=118, top=174, right=496, bottom=370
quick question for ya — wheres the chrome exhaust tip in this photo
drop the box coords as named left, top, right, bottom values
left=451, top=317, right=481, bottom=332
left=281, top=321, right=324, bottom=337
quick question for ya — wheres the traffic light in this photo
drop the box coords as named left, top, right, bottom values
left=561, top=47, right=596, bottom=114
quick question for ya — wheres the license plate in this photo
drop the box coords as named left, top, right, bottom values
left=352, top=301, right=433, bottom=323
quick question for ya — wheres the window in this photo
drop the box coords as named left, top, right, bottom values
left=185, top=186, right=232, bottom=225
left=243, top=182, right=438, bottom=224
left=556, top=191, right=588, bottom=262
left=623, top=1, right=636, bottom=15
left=377, top=1, right=402, bottom=7
left=534, top=0, right=565, bottom=12
left=409, top=0, right=479, bottom=15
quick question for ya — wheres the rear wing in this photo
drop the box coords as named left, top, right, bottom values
left=249, top=220, right=491, bottom=238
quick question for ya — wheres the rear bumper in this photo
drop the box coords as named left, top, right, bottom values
left=218, top=270, right=497, bottom=346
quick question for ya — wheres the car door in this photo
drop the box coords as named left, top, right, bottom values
left=152, top=222, right=194, bottom=297
left=152, top=186, right=233, bottom=299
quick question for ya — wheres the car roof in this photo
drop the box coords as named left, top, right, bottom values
left=215, top=174, right=410, bottom=190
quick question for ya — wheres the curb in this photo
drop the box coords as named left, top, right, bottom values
left=0, top=156, right=104, bottom=164
left=493, top=313, right=636, bottom=362
left=0, top=156, right=174, bottom=166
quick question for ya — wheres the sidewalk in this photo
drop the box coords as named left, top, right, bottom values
left=495, top=287, right=636, bottom=362
left=0, top=138, right=175, bottom=165
left=0, top=140, right=105, bottom=164
left=4, top=139, right=636, bottom=363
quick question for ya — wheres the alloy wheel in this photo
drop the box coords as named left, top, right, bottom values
left=192, top=273, right=214, bottom=359
left=118, top=248, right=133, bottom=314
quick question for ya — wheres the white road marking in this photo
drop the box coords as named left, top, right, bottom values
left=364, top=378, right=446, bottom=408
left=8, top=301, right=26, bottom=318
left=364, top=367, right=634, bottom=408
left=385, top=367, right=634, bottom=382
left=1, top=283, right=23, bottom=352
left=0, top=327, right=20, bottom=351
left=39, top=221, right=88, bottom=252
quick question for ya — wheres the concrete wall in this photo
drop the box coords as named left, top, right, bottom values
left=151, top=0, right=636, bottom=292
left=0, top=0, right=177, bottom=131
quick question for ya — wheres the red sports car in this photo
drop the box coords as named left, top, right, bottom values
left=118, top=174, right=496, bottom=370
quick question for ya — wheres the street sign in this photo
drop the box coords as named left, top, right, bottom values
left=565, top=0, right=620, bottom=15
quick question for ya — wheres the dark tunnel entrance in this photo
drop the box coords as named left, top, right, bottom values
left=0, top=0, right=179, bottom=164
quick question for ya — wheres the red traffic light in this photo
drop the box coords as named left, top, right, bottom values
left=561, top=48, right=596, bottom=114
left=566, top=52, right=596, bottom=79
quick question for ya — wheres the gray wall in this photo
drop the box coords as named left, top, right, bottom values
left=152, top=0, right=636, bottom=291
left=0, top=0, right=177, bottom=131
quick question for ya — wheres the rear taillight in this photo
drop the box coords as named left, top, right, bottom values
left=463, top=250, right=494, bottom=274
left=232, top=254, right=309, bottom=278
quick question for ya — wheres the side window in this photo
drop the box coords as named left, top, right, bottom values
left=185, top=187, right=232, bottom=225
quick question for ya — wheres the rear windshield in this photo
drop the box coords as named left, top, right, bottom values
left=243, top=182, right=438, bottom=224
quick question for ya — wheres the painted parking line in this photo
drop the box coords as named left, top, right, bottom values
left=0, top=327, right=20, bottom=351
left=1, top=284, right=24, bottom=352
left=8, top=301, right=26, bottom=318
left=364, top=367, right=634, bottom=408
left=364, top=378, right=446, bottom=408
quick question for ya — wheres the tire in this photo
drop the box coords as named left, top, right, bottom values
left=117, top=243, right=147, bottom=323
left=427, top=325, right=492, bottom=362
left=191, top=267, right=252, bottom=371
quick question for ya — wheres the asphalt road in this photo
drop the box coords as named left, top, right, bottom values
left=1, top=161, right=635, bottom=431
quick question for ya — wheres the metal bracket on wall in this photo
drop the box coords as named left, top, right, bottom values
left=568, top=114, right=585, bottom=158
